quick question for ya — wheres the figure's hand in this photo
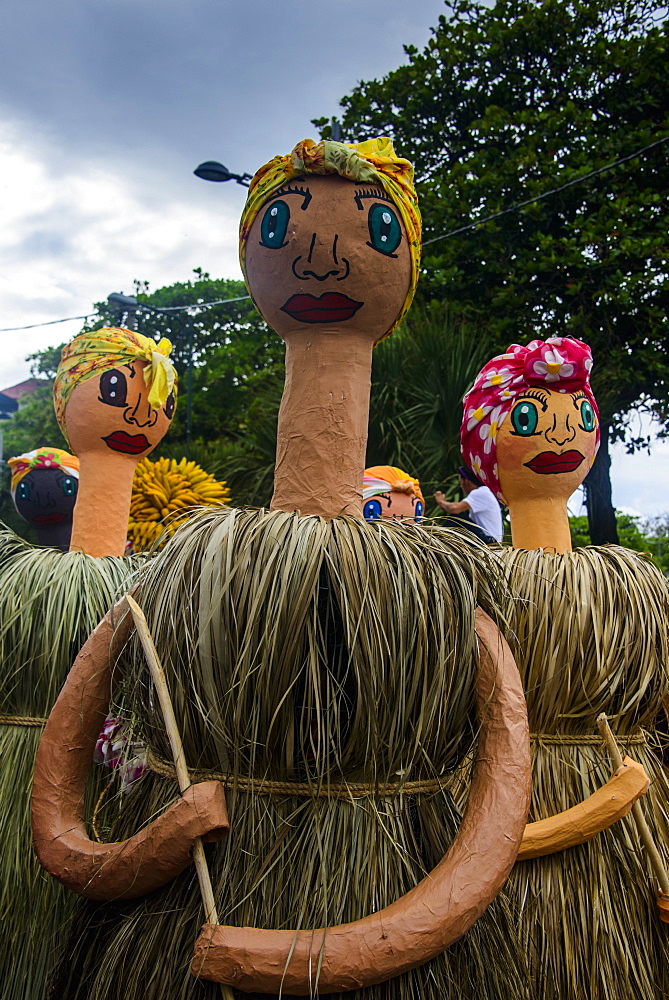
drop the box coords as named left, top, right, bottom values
left=434, top=491, right=451, bottom=512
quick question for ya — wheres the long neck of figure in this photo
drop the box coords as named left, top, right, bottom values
left=507, top=495, right=572, bottom=553
left=35, top=519, right=73, bottom=552
left=69, top=452, right=137, bottom=557
left=271, top=330, right=373, bottom=519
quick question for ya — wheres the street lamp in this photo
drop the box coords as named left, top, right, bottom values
left=193, top=161, right=252, bottom=186
left=107, top=293, right=195, bottom=451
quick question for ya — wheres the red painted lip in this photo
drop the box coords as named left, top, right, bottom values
left=103, top=431, right=150, bottom=455
left=281, top=293, right=363, bottom=324
left=33, top=513, right=65, bottom=525
left=524, top=450, right=585, bottom=475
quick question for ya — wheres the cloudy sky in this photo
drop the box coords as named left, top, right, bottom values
left=0, top=0, right=666, bottom=517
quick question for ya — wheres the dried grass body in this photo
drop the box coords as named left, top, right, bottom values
left=497, top=546, right=669, bottom=1000
left=50, top=507, right=528, bottom=1000
left=0, top=526, right=142, bottom=1000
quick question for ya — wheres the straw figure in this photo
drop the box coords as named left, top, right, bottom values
left=34, top=138, right=532, bottom=1000
left=0, top=328, right=177, bottom=1000
left=8, top=446, right=80, bottom=551
left=362, top=465, right=424, bottom=521
left=128, top=455, right=230, bottom=552
left=460, top=337, right=669, bottom=999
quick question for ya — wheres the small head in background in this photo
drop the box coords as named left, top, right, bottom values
left=9, top=447, right=80, bottom=550
left=461, top=337, right=599, bottom=507
left=54, top=328, right=178, bottom=460
left=363, top=465, right=424, bottom=522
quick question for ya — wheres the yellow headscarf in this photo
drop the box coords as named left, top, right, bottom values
left=8, top=447, right=80, bottom=496
left=239, top=137, right=421, bottom=341
left=363, top=465, right=424, bottom=504
left=53, top=328, right=177, bottom=438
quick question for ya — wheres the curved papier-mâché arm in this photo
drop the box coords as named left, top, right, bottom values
left=190, top=608, right=531, bottom=994
left=518, top=756, right=649, bottom=861
left=31, top=599, right=229, bottom=901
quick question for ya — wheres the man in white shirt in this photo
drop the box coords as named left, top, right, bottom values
left=434, top=466, right=504, bottom=543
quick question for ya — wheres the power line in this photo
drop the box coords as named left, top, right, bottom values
left=0, top=294, right=252, bottom=333
left=136, top=295, right=251, bottom=313
left=422, top=133, right=669, bottom=246
left=2, top=133, right=666, bottom=334
left=0, top=313, right=96, bottom=333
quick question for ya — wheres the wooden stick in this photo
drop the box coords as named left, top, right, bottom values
left=597, top=713, right=669, bottom=896
left=126, top=595, right=234, bottom=1000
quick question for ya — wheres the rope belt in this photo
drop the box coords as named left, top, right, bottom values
left=147, top=748, right=448, bottom=800
left=530, top=732, right=647, bottom=745
left=0, top=715, right=47, bottom=727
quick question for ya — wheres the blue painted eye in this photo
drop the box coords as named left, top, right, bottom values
left=363, top=498, right=383, bottom=520
left=414, top=500, right=424, bottom=521
left=367, top=203, right=401, bottom=256
left=511, top=401, right=539, bottom=436
left=580, top=399, right=595, bottom=432
left=260, top=200, right=290, bottom=249
left=60, top=476, right=78, bottom=497
left=17, top=481, right=30, bottom=501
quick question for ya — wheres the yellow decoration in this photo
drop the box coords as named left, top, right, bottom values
left=128, top=456, right=230, bottom=552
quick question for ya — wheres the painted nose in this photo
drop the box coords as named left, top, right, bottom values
left=124, top=393, right=158, bottom=429
left=35, top=488, right=56, bottom=508
left=545, top=412, right=576, bottom=447
left=292, top=232, right=350, bottom=282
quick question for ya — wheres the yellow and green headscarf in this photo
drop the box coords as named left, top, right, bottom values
left=8, top=447, right=80, bottom=496
left=239, top=137, right=421, bottom=341
left=54, top=328, right=177, bottom=439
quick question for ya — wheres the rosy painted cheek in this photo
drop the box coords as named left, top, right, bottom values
left=497, top=434, right=534, bottom=471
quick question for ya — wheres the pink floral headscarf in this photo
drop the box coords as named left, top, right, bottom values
left=460, top=337, right=599, bottom=502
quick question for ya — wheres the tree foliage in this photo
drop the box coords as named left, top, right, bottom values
left=317, top=0, right=669, bottom=542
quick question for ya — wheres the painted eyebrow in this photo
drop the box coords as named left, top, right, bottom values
left=266, top=183, right=312, bottom=210
left=516, top=389, right=549, bottom=411
left=123, top=364, right=136, bottom=377
left=353, top=186, right=393, bottom=210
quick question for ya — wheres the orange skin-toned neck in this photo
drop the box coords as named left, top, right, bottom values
left=244, top=175, right=412, bottom=519
left=272, top=331, right=373, bottom=518
left=496, top=388, right=598, bottom=553
left=505, top=495, right=574, bottom=553
left=69, top=452, right=138, bottom=557
left=63, top=359, right=174, bottom=556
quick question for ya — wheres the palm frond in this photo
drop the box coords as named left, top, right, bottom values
left=494, top=546, right=669, bottom=999
left=50, top=508, right=528, bottom=1000
left=0, top=527, right=143, bottom=1000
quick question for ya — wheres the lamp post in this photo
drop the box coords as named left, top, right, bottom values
left=107, top=293, right=195, bottom=452
left=193, top=161, right=252, bottom=187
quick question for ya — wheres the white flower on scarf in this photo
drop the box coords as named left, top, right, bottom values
left=465, top=403, right=493, bottom=432
left=480, top=366, right=513, bottom=390
left=532, top=347, right=575, bottom=383
left=471, top=455, right=486, bottom=481
left=478, top=406, right=503, bottom=454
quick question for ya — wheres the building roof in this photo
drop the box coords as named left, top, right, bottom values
left=0, top=378, right=45, bottom=400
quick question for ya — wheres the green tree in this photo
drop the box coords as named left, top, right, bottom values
left=570, top=511, right=669, bottom=572
left=318, top=0, right=669, bottom=543
left=0, top=345, right=66, bottom=460
left=368, top=302, right=493, bottom=510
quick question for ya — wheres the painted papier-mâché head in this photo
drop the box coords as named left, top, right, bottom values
left=53, top=328, right=177, bottom=557
left=32, top=139, right=531, bottom=999
left=461, top=336, right=600, bottom=552
left=8, top=447, right=79, bottom=551
left=363, top=465, right=425, bottom=521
